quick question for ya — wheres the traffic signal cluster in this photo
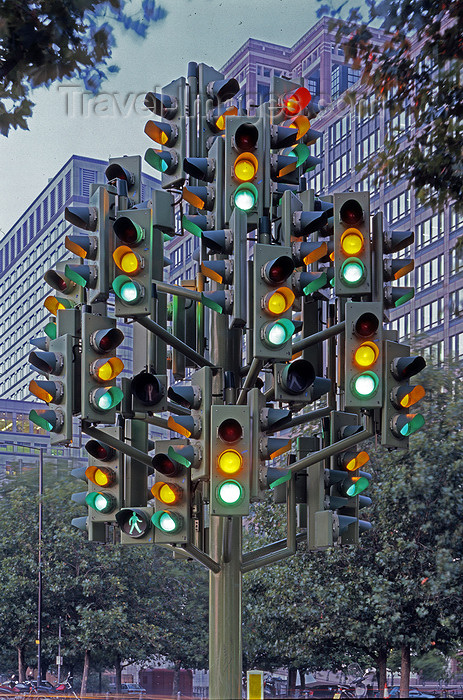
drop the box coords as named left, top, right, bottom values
left=26, top=64, right=427, bottom=553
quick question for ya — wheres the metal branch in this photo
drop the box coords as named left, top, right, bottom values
left=136, top=315, right=216, bottom=369
left=291, top=320, right=345, bottom=355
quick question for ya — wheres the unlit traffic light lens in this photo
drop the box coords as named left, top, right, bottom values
left=340, top=199, right=364, bottom=226
left=218, top=418, right=243, bottom=444
left=114, top=216, right=144, bottom=246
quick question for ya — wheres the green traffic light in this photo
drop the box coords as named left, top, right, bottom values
left=340, top=257, right=366, bottom=286
left=152, top=510, right=183, bottom=534
left=216, top=480, right=244, bottom=507
left=392, top=413, right=425, bottom=438
left=233, top=183, right=258, bottom=211
left=85, top=492, right=116, bottom=514
left=261, top=318, right=295, bottom=349
left=29, top=409, right=62, bottom=433
left=345, top=475, right=370, bottom=497
left=351, top=371, right=379, bottom=399
left=113, top=275, right=144, bottom=305
left=90, top=386, right=124, bottom=413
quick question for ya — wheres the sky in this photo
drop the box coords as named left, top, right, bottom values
left=0, top=0, right=327, bottom=235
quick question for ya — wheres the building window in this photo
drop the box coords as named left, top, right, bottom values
left=329, top=115, right=350, bottom=148
left=416, top=213, right=444, bottom=249
left=450, top=333, right=463, bottom=359
left=50, top=188, right=56, bottom=217
left=65, top=170, right=71, bottom=201
left=423, top=340, right=444, bottom=366
left=415, top=299, right=444, bottom=332
left=57, top=179, right=63, bottom=210
left=450, top=246, right=463, bottom=276
left=36, top=206, right=41, bottom=234
left=257, top=82, right=270, bottom=105
left=170, top=246, right=183, bottom=270
left=329, top=152, right=351, bottom=183
left=386, top=191, right=410, bottom=223
left=450, top=206, right=463, bottom=232
left=16, top=414, right=30, bottom=433
left=43, top=198, right=48, bottom=224
left=81, top=168, right=97, bottom=197
left=449, top=288, right=463, bottom=318
left=415, top=255, right=444, bottom=291
left=0, top=412, right=13, bottom=432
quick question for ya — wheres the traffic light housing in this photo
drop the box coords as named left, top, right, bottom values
left=105, top=155, right=142, bottom=205
left=381, top=340, right=426, bottom=448
left=84, top=427, right=123, bottom=529
left=333, top=192, right=371, bottom=296
left=252, top=244, right=296, bottom=360
left=151, top=438, right=191, bottom=544
left=131, top=371, right=168, bottom=414
left=344, top=301, right=383, bottom=409
left=144, top=77, right=186, bottom=189
left=329, top=411, right=372, bottom=546
left=224, top=116, right=267, bottom=228
left=81, top=313, right=124, bottom=423
left=210, top=405, right=251, bottom=516
left=112, top=207, right=153, bottom=317
left=116, top=508, right=154, bottom=544
left=64, top=185, right=115, bottom=304
left=29, top=333, right=77, bottom=445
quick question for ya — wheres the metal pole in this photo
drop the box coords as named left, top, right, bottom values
left=208, top=272, right=242, bottom=699
left=37, top=448, right=43, bottom=683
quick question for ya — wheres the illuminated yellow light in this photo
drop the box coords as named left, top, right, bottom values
left=145, top=121, right=169, bottom=145
left=346, top=451, right=370, bottom=472
left=167, top=415, right=192, bottom=438
left=29, top=380, right=53, bottom=403
left=151, top=481, right=182, bottom=505
left=263, top=287, right=295, bottom=315
left=400, top=385, right=426, bottom=408
left=113, top=246, right=142, bottom=275
left=354, top=341, right=379, bottom=368
left=182, top=186, right=206, bottom=210
left=65, top=239, right=87, bottom=258
left=44, top=296, right=66, bottom=315
left=85, top=466, right=116, bottom=488
left=218, top=449, right=242, bottom=475
left=94, top=357, right=124, bottom=382
left=292, top=115, right=311, bottom=140
left=93, top=468, right=110, bottom=487
left=215, top=106, right=238, bottom=130
left=341, top=228, right=364, bottom=256
left=234, top=152, right=258, bottom=182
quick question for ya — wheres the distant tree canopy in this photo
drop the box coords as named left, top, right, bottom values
left=0, top=0, right=167, bottom=135
left=317, top=0, right=463, bottom=213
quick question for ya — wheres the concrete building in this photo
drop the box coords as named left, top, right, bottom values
left=0, top=155, right=160, bottom=477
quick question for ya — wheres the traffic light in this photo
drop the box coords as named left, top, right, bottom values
left=44, top=260, right=84, bottom=306
left=115, top=508, right=154, bottom=543
left=167, top=366, right=213, bottom=480
left=252, top=244, right=296, bottom=360
left=210, top=405, right=251, bottom=516
left=381, top=340, right=426, bottom=448
left=329, top=411, right=372, bottom=545
left=224, top=116, right=267, bottom=228
left=333, top=192, right=371, bottom=296
left=112, top=207, right=153, bottom=317
left=105, top=155, right=142, bottom=204
left=29, top=333, right=76, bottom=445
left=200, top=207, right=248, bottom=327
left=382, top=228, right=415, bottom=310
left=131, top=371, right=167, bottom=413
left=151, top=438, right=191, bottom=544
left=83, top=428, right=123, bottom=534
left=183, top=129, right=225, bottom=232
left=81, top=312, right=124, bottom=423
left=144, top=77, right=186, bottom=189
left=64, top=185, right=115, bottom=303
left=273, top=359, right=331, bottom=405
left=344, top=301, right=383, bottom=409
left=197, top=62, right=240, bottom=156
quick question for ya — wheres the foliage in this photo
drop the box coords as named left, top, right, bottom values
left=243, top=363, right=463, bottom=678
left=0, top=467, right=208, bottom=678
left=316, top=0, right=463, bottom=213
left=0, top=0, right=167, bottom=136
left=412, top=650, right=448, bottom=682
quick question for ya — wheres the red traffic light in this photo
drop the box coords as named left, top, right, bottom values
left=354, top=312, right=380, bottom=338
left=218, top=418, right=243, bottom=444
left=152, top=452, right=182, bottom=478
left=281, top=87, right=311, bottom=117
left=340, top=199, right=364, bottom=226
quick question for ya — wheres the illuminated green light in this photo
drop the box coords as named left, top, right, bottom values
left=340, top=257, right=366, bottom=286
left=352, top=371, right=379, bottom=399
left=29, top=409, right=54, bottom=432
left=233, top=183, right=258, bottom=212
left=216, top=480, right=243, bottom=506
left=152, top=510, right=183, bottom=534
left=91, top=386, right=124, bottom=412
left=112, top=275, right=144, bottom=305
left=303, top=271, right=327, bottom=295
left=262, top=319, right=295, bottom=348
left=182, top=215, right=202, bottom=237
left=44, top=322, right=57, bottom=340
left=345, top=476, right=370, bottom=497
left=399, top=413, right=425, bottom=436
left=85, top=492, right=116, bottom=514
left=394, top=289, right=415, bottom=307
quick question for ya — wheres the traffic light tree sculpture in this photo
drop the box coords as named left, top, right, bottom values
left=27, top=65, right=427, bottom=700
